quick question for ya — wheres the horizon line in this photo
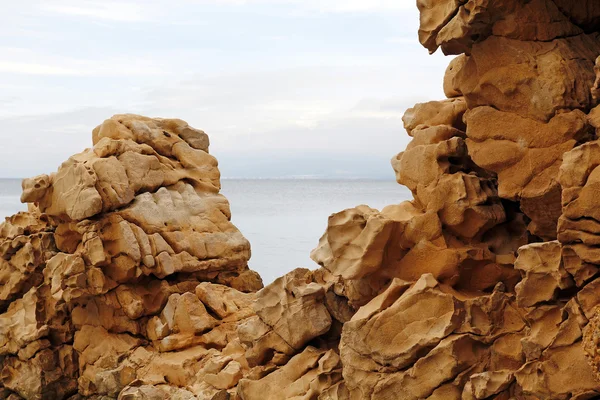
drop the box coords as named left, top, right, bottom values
left=0, top=176, right=398, bottom=181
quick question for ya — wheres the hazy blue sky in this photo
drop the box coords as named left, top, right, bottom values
left=0, top=0, right=449, bottom=178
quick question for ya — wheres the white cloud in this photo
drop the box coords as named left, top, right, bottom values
left=0, top=108, right=118, bottom=177
left=131, top=63, right=444, bottom=158
left=0, top=96, right=19, bottom=106
left=36, top=0, right=416, bottom=23
left=0, top=0, right=451, bottom=178
left=0, top=61, right=86, bottom=76
left=177, top=0, right=416, bottom=14
left=0, top=48, right=165, bottom=77
left=303, top=0, right=416, bottom=12
left=387, top=36, right=419, bottom=43
left=41, top=1, right=154, bottom=22
left=0, top=60, right=441, bottom=177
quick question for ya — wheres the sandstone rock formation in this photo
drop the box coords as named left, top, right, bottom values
left=3, top=0, right=600, bottom=399
left=0, top=116, right=265, bottom=400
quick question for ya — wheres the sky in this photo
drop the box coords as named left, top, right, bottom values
left=0, top=0, right=450, bottom=179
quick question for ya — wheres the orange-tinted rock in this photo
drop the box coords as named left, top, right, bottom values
left=559, top=140, right=600, bottom=269
left=514, top=241, right=573, bottom=307
left=253, top=269, right=332, bottom=350
left=465, top=107, right=592, bottom=238
left=0, top=213, right=55, bottom=311
left=394, top=98, right=506, bottom=240
left=237, top=347, right=342, bottom=399
left=418, top=0, right=589, bottom=55
left=5, top=0, right=600, bottom=397
left=0, top=115, right=265, bottom=399
left=584, top=308, right=600, bottom=382
left=456, top=34, right=600, bottom=122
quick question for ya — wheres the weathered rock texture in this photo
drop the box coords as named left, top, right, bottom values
left=0, top=116, right=266, bottom=400
left=4, top=1, right=600, bottom=399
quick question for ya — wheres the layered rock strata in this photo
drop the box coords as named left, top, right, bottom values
left=3, top=0, right=600, bottom=399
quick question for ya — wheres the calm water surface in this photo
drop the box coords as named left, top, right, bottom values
left=0, top=179, right=25, bottom=218
left=0, top=179, right=411, bottom=283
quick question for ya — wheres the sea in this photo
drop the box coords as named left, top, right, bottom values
left=0, top=179, right=412, bottom=284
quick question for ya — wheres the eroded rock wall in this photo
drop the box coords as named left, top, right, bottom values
left=0, top=116, right=265, bottom=399
left=3, top=1, right=600, bottom=399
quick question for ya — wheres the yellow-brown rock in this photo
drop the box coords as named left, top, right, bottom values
left=558, top=140, right=600, bottom=302
left=339, top=274, right=527, bottom=399
left=0, top=115, right=266, bottom=399
left=4, top=0, right=600, bottom=398
left=514, top=241, right=573, bottom=307
left=584, top=308, right=600, bottom=382
left=418, top=0, right=594, bottom=56
left=237, top=347, right=342, bottom=400
left=394, top=98, right=506, bottom=240
left=253, top=268, right=332, bottom=350
left=465, top=107, right=593, bottom=238
left=0, top=212, right=55, bottom=311
left=456, top=35, right=600, bottom=122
